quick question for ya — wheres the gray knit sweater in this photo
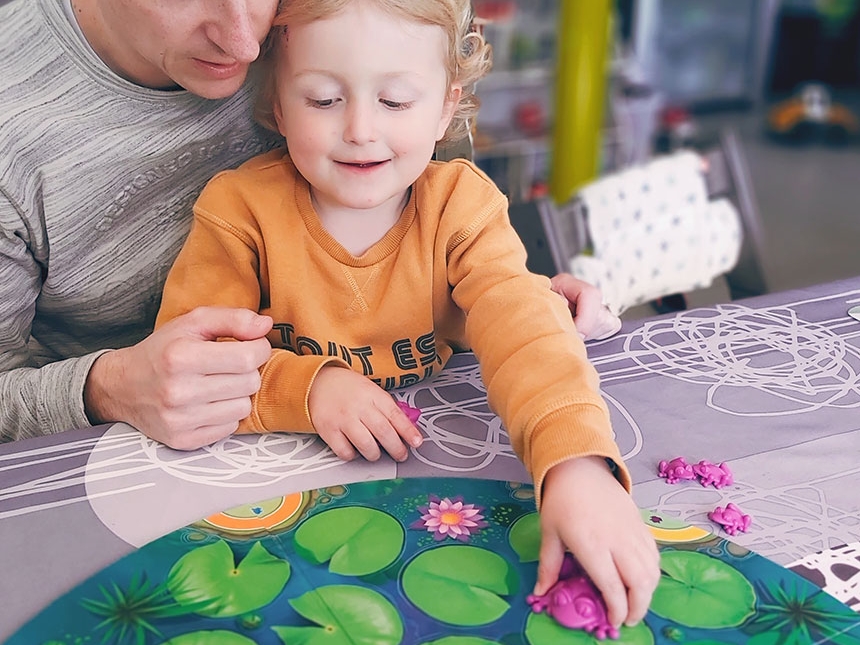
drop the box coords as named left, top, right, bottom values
left=0, top=0, right=281, bottom=440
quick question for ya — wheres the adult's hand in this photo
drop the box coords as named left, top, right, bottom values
left=84, top=307, right=273, bottom=450
left=550, top=273, right=622, bottom=341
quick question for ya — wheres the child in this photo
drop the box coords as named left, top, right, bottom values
left=155, top=0, right=659, bottom=628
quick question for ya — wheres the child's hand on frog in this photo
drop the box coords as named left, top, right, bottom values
left=536, top=456, right=661, bottom=629
left=308, top=365, right=423, bottom=462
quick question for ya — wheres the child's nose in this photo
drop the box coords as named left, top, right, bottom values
left=343, top=102, right=378, bottom=144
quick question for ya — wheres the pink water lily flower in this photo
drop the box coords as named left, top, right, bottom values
left=410, top=495, right=488, bottom=542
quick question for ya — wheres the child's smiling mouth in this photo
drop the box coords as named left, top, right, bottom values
left=338, top=160, right=388, bottom=169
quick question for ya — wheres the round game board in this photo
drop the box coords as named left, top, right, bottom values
left=9, top=477, right=859, bottom=644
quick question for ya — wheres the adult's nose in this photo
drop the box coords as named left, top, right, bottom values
left=206, top=0, right=264, bottom=63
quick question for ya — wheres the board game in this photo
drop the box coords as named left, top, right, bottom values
left=8, top=477, right=859, bottom=644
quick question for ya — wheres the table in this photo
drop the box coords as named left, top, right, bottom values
left=2, top=276, right=860, bottom=641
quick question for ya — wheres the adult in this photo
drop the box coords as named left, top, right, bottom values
left=0, top=0, right=618, bottom=448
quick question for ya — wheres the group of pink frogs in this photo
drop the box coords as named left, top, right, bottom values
left=657, top=456, right=752, bottom=536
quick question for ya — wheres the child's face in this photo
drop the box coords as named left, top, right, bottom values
left=272, top=2, right=461, bottom=216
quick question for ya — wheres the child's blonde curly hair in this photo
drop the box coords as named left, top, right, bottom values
left=254, top=0, right=492, bottom=145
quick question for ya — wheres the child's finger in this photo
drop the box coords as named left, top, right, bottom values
left=373, top=398, right=422, bottom=456
left=364, top=413, right=410, bottom=462
left=316, top=425, right=357, bottom=462
left=389, top=407, right=423, bottom=449
left=578, top=551, right=629, bottom=629
left=617, top=543, right=661, bottom=625
left=362, top=406, right=409, bottom=461
left=624, top=577, right=654, bottom=626
left=340, top=421, right=382, bottom=462
left=533, top=533, right=565, bottom=596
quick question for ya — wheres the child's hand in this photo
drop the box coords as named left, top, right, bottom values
left=308, top=366, right=423, bottom=462
left=536, top=456, right=661, bottom=630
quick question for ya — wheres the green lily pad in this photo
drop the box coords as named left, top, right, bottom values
left=401, top=545, right=519, bottom=626
left=272, top=585, right=402, bottom=645
left=650, top=550, right=755, bottom=628
left=508, top=512, right=541, bottom=563
left=525, top=611, right=655, bottom=644
left=294, top=506, right=404, bottom=576
left=424, top=638, right=500, bottom=645
left=167, top=540, right=290, bottom=618
left=160, top=631, right=257, bottom=645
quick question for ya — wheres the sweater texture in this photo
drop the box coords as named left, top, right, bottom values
left=0, top=0, right=280, bottom=439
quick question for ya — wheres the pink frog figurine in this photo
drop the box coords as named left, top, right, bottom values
left=395, top=400, right=421, bottom=424
left=709, top=503, right=752, bottom=536
left=526, top=553, right=620, bottom=640
left=658, top=457, right=696, bottom=484
left=693, top=460, right=733, bottom=488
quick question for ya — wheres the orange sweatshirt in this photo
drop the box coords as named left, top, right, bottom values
left=156, top=149, right=630, bottom=499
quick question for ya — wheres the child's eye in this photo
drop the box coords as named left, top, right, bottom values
left=307, top=98, right=337, bottom=108
left=380, top=99, right=412, bottom=110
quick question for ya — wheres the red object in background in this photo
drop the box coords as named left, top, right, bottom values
left=514, top=100, right=546, bottom=137
left=529, top=182, right=549, bottom=200
left=474, top=0, right=516, bottom=21
left=655, top=105, right=697, bottom=152
left=661, top=105, right=692, bottom=129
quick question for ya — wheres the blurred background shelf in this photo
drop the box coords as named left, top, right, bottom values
left=469, top=0, right=860, bottom=317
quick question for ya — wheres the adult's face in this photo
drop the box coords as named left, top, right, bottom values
left=77, top=0, right=278, bottom=99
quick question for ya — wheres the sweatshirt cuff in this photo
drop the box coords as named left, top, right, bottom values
left=526, top=402, right=631, bottom=508
left=240, top=351, right=349, bottom=433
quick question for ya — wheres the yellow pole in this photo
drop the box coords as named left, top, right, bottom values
left=549, top=0, right=612, bottom=204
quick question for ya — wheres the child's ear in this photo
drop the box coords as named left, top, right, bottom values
left=436, top=84, right=463, bottom=141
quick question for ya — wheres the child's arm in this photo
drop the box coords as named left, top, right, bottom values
left=438, top=161, right=659, bottom=627
left=536, top=456, right=661, bottom=629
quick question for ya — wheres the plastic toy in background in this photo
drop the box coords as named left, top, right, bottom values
left=513, top=100, right=547, bottom=137
left=654, top=104, right=698, bottom=153
left=395, top=400, right=421, bottom=424
left=526, top=552, right=619, bottom=640
left=658, top=456, right=696, bottom=484
left=767, top=82, right=860, bottom=142
left=709, top=503, right=752, bottom=536
left=692, top=460, right=734, bottom=489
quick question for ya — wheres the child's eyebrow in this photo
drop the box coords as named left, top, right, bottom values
left=293, top=69, right=428, bottom=86
left=292, top=69, right=340, bottom=80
